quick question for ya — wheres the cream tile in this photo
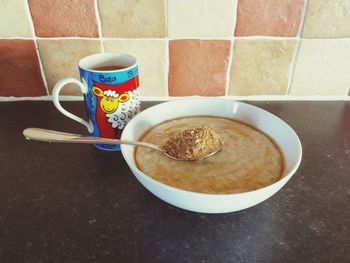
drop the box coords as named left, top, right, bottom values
left=0, top=0, right=32, bottom=37
left=290, top=40, right=350, bottom=95
left=37, top=40, right=101, bottom=95
left=168, top=0, right=236, bottom=38
left=303, top=0, right=350, bottom=38
left=229, top=40, right=296, bottom=96
left=104, top=40, right=167, bottom=97
left=98, top=0, right=166, bottom=38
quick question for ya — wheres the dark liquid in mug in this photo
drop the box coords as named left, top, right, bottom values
left=91, top=65, right=127, bottom=71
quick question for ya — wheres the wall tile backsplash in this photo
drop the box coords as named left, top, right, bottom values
left=0, top=40, right=45, bottom=96
left=1, top=0, right=350, bottom=98
left=169, top=40, right=230, bottom=96
left=98, top=0, right=166, bottom=38
left=290, top=39, right=350, bottom=95
left=234, top=0, right=304, bottom=37
left=167, top=0, right=236, bottom=38
left=302, top=0, right=350, bottom=38
left=0, top=0, right=32, bottom=38
left=229, top=40, right=296, bottom=95
left=28, top=0, right=99, bottom=38
left=37, top=39, right=101, bottom=95
left=104, top=39, right=168, bottom=96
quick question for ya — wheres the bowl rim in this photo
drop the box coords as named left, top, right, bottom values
left=121, top=98, right=303, bottom=198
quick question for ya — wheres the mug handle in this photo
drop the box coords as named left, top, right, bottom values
left=52, top=78, right=93, bottom=133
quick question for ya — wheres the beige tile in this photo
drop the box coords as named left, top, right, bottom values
left=104, top=40, right=167, bottom=97
left=37, top=40, right=101, bottom=95
left=98, top=0, right=166, bottom=38
left=290, top=40, right=350, bottom=95
left=229, top=40, right=296, bottom=95
left=0, top=0, right=32, bottom=37
left=168, top=0, right=236, bottom=38
left=303, top=0, right=350, bottom=38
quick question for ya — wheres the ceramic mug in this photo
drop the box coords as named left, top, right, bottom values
left=52, top=53, right=140, bottom=151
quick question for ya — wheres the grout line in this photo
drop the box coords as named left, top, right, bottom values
left=22, top=0, right=35, bottom=38
left=35, top=37, right=100, bottom=40
left=234, top=36, right=297, bottom=40
left=286, top=40, right=301, bottom=95
left=225, top=39, right=234, bottom=95
left=23, top=0, right=36, bottom=41
left=0, top=36, right=34, bottom=40
left=100, top=38, right=105, bottom=53
left=0, top=95, right=82, bottom=101
left=3, top=35, right=350, bottom=41
left=164, top=0, right=169, bottom=38
left=165, top=38, right=170, bottom=96
left=102, top=37, right=169, bottom=41
left=164, top=0, right=170, bottom=96
left=0, top=36, right=295, bottom=41
left=169, top=36, right=233, bottom=40
left=297, top=0, right=309, bottom=38
left=94, top=0, right=105, bottom=53
left=225, top=0, right=238, bottom=95
left=35, top=48, right=50, bottom=95
left=0, top=95, right=349, bottom=102
left=287, top=0, right=309, bottom=95
left=231, top=0, right=239, bottom=37
left=23, top=0, right=49, bottom=95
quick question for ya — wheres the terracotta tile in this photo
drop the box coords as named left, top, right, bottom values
left=290, top=40, right=350, bottom=95
left=169, top=40, right=230, bottom=96
left=98, top=0, right=165, bottom=38
left=168, top=0, right=236, bottom=38
left=303, top=0, right=350, bottom=38
left=229, top=40, right=296, bottom=95
left=37, top=40, right=101, bottom=95
left=0, top=0, right=32, bottom=37
left=28, top=0, right=98, bottom=37
left=104, top=40, right=167, bottom=97
left=0, top=40, right=46, bottom=96
left=235, top=0, right=304, bottom=37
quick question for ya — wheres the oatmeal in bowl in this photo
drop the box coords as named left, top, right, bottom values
left=121, top=98, right=302, bottom=213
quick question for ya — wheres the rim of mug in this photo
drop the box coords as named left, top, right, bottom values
left=78, top=53, right=138, bottom=73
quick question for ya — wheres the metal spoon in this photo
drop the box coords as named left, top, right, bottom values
left=23, top=128, right=223, bottom=161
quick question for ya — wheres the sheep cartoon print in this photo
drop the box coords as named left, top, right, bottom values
left=105, top=89, right=140, bottom=130
left=90, top=75, right=140, bottom=141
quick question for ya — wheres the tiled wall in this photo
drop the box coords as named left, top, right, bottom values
left=1, top=0, right=350, bottom=98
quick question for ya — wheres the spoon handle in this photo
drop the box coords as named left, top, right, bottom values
left=23, top=128, right=161, bottom=152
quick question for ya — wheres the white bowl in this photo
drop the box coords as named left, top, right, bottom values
left=121, top=98, right=302, bottom=213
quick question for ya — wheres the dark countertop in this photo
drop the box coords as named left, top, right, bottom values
left=0, top=100, right=349, bottom=263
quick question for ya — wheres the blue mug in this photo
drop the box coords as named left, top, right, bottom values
left=52, top=53, right=140, bottom=151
